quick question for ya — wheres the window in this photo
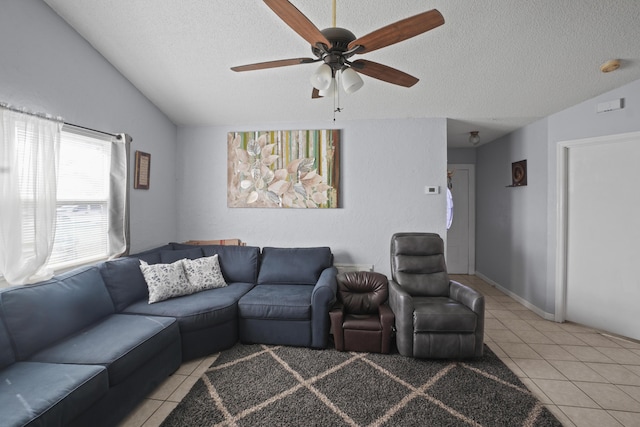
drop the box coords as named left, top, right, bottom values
left=49, top=126, right=129, bottom=270
left=49, top=128, right=113, bottom=268
left=1, top=111, right=129, bottom=285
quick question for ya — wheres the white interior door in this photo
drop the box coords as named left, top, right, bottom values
left=446, top=164, right=475, bottom=274
left=566, top=134, right=640, bottom=340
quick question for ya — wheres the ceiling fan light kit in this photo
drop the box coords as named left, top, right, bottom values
left=310, top=64, right=333, bottom=91
left=231, top=0, right=445, bottom=100
left=318, top=77, right=336, bottom=98
left=341, top=67, right=364, bottom=94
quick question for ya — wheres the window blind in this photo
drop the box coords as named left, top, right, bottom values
left=48, top=127, right=113, bottom=268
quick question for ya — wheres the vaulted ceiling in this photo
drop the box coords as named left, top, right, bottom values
left=43, top=0, right=640, bottom=147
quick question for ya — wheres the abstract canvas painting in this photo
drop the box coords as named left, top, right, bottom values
left=227, top=129, right=340, bottom=208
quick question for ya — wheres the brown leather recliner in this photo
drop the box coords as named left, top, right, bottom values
left=329, top=271, right=395, bottom=353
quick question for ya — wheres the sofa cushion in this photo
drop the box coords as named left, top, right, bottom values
left=99, top=257, right=150, bottom=311
left=182, top=255, right=227, bottom=290
left=170, top=242, right=205, bottom=250
left=135, top=251, right=162, bottom=264
left=123, top=283, right=254, bottom=332
left=159, top=248, right=203, bottom=264
left=0, top=361, right=107, bottom=427
left=0, top=266, right=115, bottom=360
left=337, top=271, right=388, bottom=315
left=129, top=244, right=175, bottom=264
left=140, top=259, right=193, bottom=304
left=239, top=284, right=314, bottom=320
left=257, top=247, right=332, bottom=285
left=133, top=244, right=174, bottom=255
left=29, top=314, right=179, bottom=386
left=413, top=297, right=477, bottom=333
left=201, top=245, right=260, bottom=284
left=0, top=316, right=15, bottom=370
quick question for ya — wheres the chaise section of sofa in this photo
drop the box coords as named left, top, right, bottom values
left=0, top=265, right=181, bottom=427
left=0, top=315, right=108, bottom=427
left=105, top=244, right=260, bottom=360
left=238, top=247, right=338, bottom=348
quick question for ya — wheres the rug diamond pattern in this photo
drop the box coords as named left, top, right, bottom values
left=161, top=344, right=562, bottom=427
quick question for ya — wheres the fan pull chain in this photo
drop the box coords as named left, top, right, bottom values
left=333, top=72, right=342, bottom=122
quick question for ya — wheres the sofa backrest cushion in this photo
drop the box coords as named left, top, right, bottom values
left=159, top=248, right=203, bottom=264
left=99, top=257, right=149, bottom=311
left=0, top=266, right=115, bottom=360
left=135, top=244, right=175, bottom=254
left=135, top=251, right=161, bottom=264
left=201, top=245, right=260, bottom=284
left=0, top=314, right=15, bottom=369
left=337, top=271, right=389, bottom=314
left=258, top=247, right=333, bottom=285
left=129, top=244, right=174, bottom=264
left=170, top=243, right=203, bottom=251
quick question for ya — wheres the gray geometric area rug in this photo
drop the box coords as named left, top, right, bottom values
left=160, top=343, right=562, bottom=427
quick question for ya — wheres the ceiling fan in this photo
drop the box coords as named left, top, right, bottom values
left=231, top=0, right=445, bottom=98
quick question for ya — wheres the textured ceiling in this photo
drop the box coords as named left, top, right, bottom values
left=43, top=0, right=640, bottom=147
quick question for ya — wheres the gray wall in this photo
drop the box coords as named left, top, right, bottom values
left=477, top=77, right=640, bottom=316
left=6, top=1, right=640, bottom=313
left=447, top=148, right=477, bottom=164
left=476, top=118, right=551, bottom=313
left=176, top=118, right=448, bottom=277
left=0, top=0, right=178, bottom=252
left=546, top=77, right=640, bottom=314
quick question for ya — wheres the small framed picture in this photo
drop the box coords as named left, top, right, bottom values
left=511, top=159, right=527, bottom=186
left=134, top=151, right=151, bottom=189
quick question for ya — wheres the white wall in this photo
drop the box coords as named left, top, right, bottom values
left=0, top=0, right=178, bottom=252
left=176, top=118, right=447, bottom=277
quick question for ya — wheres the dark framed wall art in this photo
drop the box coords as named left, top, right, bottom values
left=134, top=150, right=151, bottom=190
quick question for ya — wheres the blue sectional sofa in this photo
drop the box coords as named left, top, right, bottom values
left=0, top=244, right=337, bottom=427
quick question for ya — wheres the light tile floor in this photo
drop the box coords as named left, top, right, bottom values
left=119, top=275, right=640, bottom=427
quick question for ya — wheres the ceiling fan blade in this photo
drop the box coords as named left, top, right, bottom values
left=263, top=0, right=331, bottom=48
left=312, top=88, right=322, bottom=99
left=231, top=57, right=317, bottom=72
left=348, top=9, right=444, bottom=54
left=351, top=60, right=419, bottom=87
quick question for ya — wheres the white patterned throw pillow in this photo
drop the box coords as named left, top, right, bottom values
left=182, top=255, right=227, bottom=291
left=139, top=259, right=192, bottom=304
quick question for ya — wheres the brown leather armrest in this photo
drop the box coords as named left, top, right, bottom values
left=329, top=304, right=345, bottom=351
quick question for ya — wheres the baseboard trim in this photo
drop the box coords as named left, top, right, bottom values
left=474, top=272, right=556, bottom=322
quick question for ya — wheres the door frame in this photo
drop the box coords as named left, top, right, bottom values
left=555, top=131, right=640, bottom=322
left=447, top=163, right=476, bottom=275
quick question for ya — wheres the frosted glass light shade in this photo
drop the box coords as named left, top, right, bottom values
left=341, top=68, right=364, bottom=94
left=469, top=131, right=480, bottom=146
left=310, top=64, right=333, bottom=91
left=318, top=78, right=336, bottom=98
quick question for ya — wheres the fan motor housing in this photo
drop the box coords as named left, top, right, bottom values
left=312, top=27, right=358, bottom=71
left=313, top=27, right=356, bottom=55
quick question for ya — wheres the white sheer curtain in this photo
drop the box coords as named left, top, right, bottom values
left=0, top=108, right=63, bottom=285
left=109, top=133, right=130, bottom=258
